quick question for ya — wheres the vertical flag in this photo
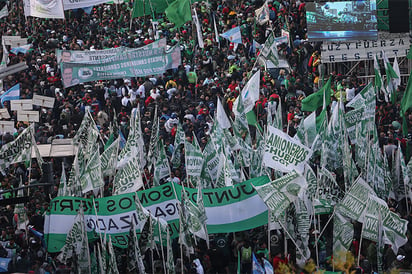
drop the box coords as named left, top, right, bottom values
left=216, top=97, right=231, bottom=129
left=193, top=8, right=204, bottom=49
left=233, top=70, right=261, bottom=114
left=382, top=51, right=400, bottom=104
left=374, top=54, right=389, bottom=102
left=0, top=5, right=8, bottom=19
left=401, top=70, right=412, bottom=136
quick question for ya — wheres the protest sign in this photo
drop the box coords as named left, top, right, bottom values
left=264, top=126, right=312, bottom=173
left=45, top=176, right=270, bottom=252
left=11, top=99, right=32, bottom=111
left=32, top=94, right=55, bottom=108
left=0, top=121, right=14, bottom=134
left=17, top=110, right=39, bottom=122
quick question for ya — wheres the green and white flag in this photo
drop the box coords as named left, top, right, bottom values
left=118, top=107, right=145, bottom=168
left=57, top=206, right=90, bottom=272
left=344, top=106, right=364, bottom=144
left=382, top=50, right=400, bottom=104
left=179, top=190, right=194, bottom=255
left=127, top=224, right=145, bottom=274
left=185, top=135, right=204, bottom=178
left=171, top=123, right=185, bottom=168
left=294, top=111, right=317, bottom=148
left=304, top=164, right=317, bottom=199
left=294, top=197, right=311, bottom=266
left=107, top=236, right=119, bottom=274
left=100, top=137, right=119, bottom=177
left=318, top=167, right=343, bottom=205
left=14, top=180, right=28, bottom=230
left=259, top=33, right=279, bottom=67
left=147, top=104, right=159, bottom=167
left=362, top=194, right=408, bottom=254
left=166, top=227, right=175, bottom=274
left=73, top=110, right=99, bottom=150
left=58, top=163, right=67, bottom=197
left=202, top=139, right=220, bottom=184
left=0, top=125, right=35, bottom=175
left=215, top=153, right=234, bottom=188
left=80, top=148, right=103, bottom=194
left=264, top=125, right=312, bottom=173
left=374, top=54, right=389, bottom=102
left=337, top=176, right=374, bottom=222
left=233, top=70, right=261, bottom=114
left=333, top=212, right=354, bottom=256
left=113, top=154, right=143, bottom=195
left=182, top=186, right=208, bottom=242
left=252, top=170, right=307, bottom=218
left=153, top=141, right=171, bottom=185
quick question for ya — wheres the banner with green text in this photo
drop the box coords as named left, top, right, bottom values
left=45, top=176, right=270, bottom=252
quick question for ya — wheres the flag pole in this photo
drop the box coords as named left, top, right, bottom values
left=278, top=215, right=307, bottom=262
left=158, top=217, right=167, bottom=274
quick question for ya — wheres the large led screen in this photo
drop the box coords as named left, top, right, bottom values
left=306, top=1, right=378, bottom=41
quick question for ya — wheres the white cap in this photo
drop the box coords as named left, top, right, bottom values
left=397, top=255, right=405, bottom=261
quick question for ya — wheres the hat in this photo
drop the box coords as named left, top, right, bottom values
left=397, top=255, right=405, bottom=261
left=392, top=121, right=401, bottom=130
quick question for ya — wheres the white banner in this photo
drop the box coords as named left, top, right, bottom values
left=23, top=0, right=64, bottom=19
left=321, top=37, right=411, bottom=63
left=62, top=0, right=111, bottom=10
left=17, top=110, right=39, bottom=122
left=264, top=126, right=312, bottom=173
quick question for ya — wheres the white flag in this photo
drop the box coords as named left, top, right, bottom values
left=233, top=70, right=260, bottom=114
left=216, top=97, right=231, bottom=129
left=0, top=5, right=8, bottom=19
left=255, top=1, right=269, bottom=25
left=192, top=8, right=204, bottom=49
left=23, top=0, right=65, bottom=19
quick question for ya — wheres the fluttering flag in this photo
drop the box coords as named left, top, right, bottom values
left=0, top=124, right=35, bottom=175
left=0, top=4, right=8, bottom=19
left=401, top=70, right=412, bottom=135
left=58, top=163, right=67, bottom=196
left=10, top=44, right=31, bottom=55
left=301, top=77, right=331, bottom=112
left=255, top=1, right=269, bottom=25
left=0, top=83, right=19, bottom=106
left=259, top=33, right=279, bottom=67
left=374, top=54, right=389, bottom=102
left=165, top=0, right=192, bottom=28
left=252, top=253, right=265, bottom=274
left=220, top=26, right=242, bottom=44
left=233, top=70, right=261, bottom=115
left=216, top=97, right=231, bottom=129
left=23, top=0, right=65, bottom=19
left=193, top=7, right=204, bottom=48
left=0, top=42, right=9, bottom=69
left=382, top=51, right=400, bottom=104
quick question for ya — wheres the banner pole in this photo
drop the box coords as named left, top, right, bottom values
left=315, top=209, right=335, bottom=245
left=158, top=217, right=167, bottom=274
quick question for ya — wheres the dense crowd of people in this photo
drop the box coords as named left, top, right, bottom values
left=0, top=0, right=411, bottom=273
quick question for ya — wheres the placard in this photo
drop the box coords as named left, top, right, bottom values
left=10, top=99, right=32, bottom=111
left=0, top=121, right=14, bottom=133
left=0, top=109, right=10, bottom=119
left=17, top=110, right=39, bottom=122
left=2, top=36, right=28, bottom=48
left=32, top=94, right=55, bottom=108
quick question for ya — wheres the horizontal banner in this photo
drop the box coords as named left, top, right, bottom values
left=45, top=176, right=270, bottom=252
left=321, top=37, right=411, bottom=63
left=60, top=48, right=167, bottom=88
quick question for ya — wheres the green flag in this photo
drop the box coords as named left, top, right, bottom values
left=400, top=70, right=412, bottom=135
left=165, top=0, right=192, bottom=28
left=301, top=77, right=332, bottom=112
